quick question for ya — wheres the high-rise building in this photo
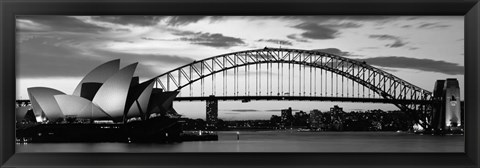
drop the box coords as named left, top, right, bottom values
left=330, top=105, right=343, bottom=114
left=281, top=107, right=293, bottom=128
left=294, top=111, right=307, bottom=118
left=206, top=96, right=218, bottom=128
left=281, top=107, right=293, bottom=122
left=330, top=105, right=344, bottom=131
left=309, top=109, right=322, bottom=129
left=294, top=111, right=308, bottom=126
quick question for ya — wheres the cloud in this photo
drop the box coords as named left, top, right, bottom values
left=229, top=109, right=259, bottom=112
left=224, top=112, right=240, bottom=115
left=292, top=22, right=361, bottom=40
left=368, top=34, right=408, bottom=48
left=293, top=23, right=339, bottom=40
left=140, top=29, right=245, bottom=48
left=141, top=37, right=165, bottom=41
left=112, top=39, right=134, bottom=43
left=94, top=50, right=193, bottom=65
left=378, top=67, right=399, bottom=73
left=256, top=39, right=293, bottom=46
left=114, top=28, right=131, bottom=32
left=326, top=22, right=362, bottom=29
left=165, top=16, right=221, bottom=26
left=400, top=22, right=450, bottom=29
left=286, top=34, right=309, bottom=43
left=369, top=34, right=398, bottom=40
left=174, top=31, right=245, bottom=48
left=418, top=22, right=450, bottom=29
left=275, top=16, right=397, bottom=24
left=312, top=48, right=354, bottom=57
left=17, top=36, right=194, bottom=79
left=326, top=16, right=398, bottom=21
left=357, top=47, right=380, bottom=51
left=265, top=109, right=300, bottom=112
left=388, top=41, right=407, bottom=48
left=91, top=16, right=163, bottom=26
left=91, top=16, right=222, bottom=27
left=91, top=50, right=195, bottom=78
left=141, top=37, right=155, bottom=41
left=140, top=36, right=179, bottom=42
left=17, top=16, right=109, bottom=33
left=17, top=19, right=50, bottom=32
left=357, top=56, right=464, bottom=75
left=223, top=109, right=285, bottom=113
left=17, top=37, right=108, bottom=78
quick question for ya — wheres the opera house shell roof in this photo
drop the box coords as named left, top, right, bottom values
left=23, top=59, right=178, bottom=123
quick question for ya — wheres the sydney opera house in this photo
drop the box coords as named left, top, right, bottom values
left=17, top=59, right=179, bottom=124
left=15, top=60, right=195, bottom=142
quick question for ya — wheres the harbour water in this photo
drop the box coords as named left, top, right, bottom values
left=16, top=131, right=464, bottom=153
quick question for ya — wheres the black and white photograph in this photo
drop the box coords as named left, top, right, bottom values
left=15, top=15, right=464, bottom=153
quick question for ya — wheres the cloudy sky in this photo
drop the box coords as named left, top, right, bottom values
left=16, top=16, right=464, bottom=120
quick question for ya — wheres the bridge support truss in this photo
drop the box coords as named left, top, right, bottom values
left=153, top=48, right=435, bottom=128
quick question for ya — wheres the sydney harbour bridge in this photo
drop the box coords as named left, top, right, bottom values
left=15, top=48, right=460, bottom=131
left=151, top=48, right=460, bottom=130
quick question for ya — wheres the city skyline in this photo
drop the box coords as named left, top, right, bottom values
left=16, top=16, right=464, bottom=120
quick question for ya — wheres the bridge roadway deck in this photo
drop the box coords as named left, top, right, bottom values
left=174, top=96, right=431, bottom=104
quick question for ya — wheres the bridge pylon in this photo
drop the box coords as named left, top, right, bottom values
left=431, top=78, right=462, bottom=134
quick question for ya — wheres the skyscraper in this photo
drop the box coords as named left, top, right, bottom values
left=309, top=109, right=322, bottom=130
left=206, top=96, right=218, bottom=128
left=281, top=107, right=293, bottom=129
left=330, top=105, right=344, bottom=131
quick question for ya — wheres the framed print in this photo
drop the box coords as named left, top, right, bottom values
left=1, top=0, right=479, bottom=167
left=12, top=15, right=466, bottom=153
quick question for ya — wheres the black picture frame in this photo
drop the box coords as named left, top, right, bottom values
left=1, top=0, right=479, bottom=167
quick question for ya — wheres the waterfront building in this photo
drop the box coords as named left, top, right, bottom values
left=309, top=109, right=322, bottom=129
left=330, top=105, right=343, bottom=114
left=23, top=59, right=179, bottom=124
left=294, top=111, right=308, bottom=118
left=293, top=111, right=309, bottom=127
left=270, top=115, right=281, bottom=128
left=206, top=96, right=218, bottom=128
left=281, top=107, right=293, bottom=129
left=330, top=105, right=344, bottom=131
left=27, top=87, right=65, bottom=122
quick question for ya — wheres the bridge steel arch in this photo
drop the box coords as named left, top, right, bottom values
left=153, top=48, right=433, bottom=128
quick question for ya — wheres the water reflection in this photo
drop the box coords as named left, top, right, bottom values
left=16, top=131, right=464, bottom=153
